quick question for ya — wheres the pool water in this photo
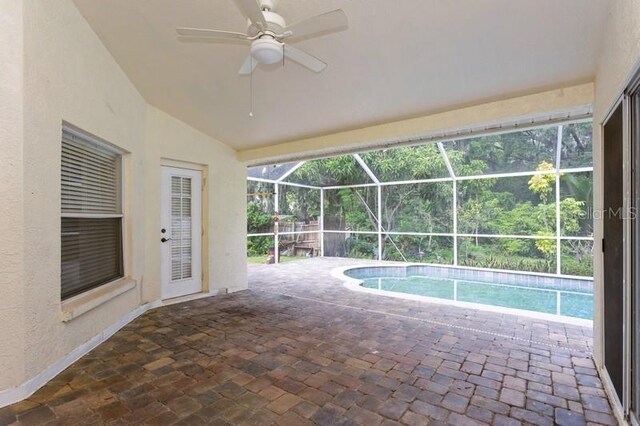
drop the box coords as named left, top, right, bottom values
left=360, top=276, right=592, bottom=320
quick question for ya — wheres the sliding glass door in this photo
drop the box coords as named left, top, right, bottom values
left=604, top=76, right=640, bottom=423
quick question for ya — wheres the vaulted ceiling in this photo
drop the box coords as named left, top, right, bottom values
left=73, top=0, right=611, bottom=150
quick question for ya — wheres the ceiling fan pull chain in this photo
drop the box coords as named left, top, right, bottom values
left=249, top=55, right=254, bottom=117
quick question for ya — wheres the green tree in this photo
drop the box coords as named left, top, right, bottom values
left=290, top=148, right=452, bottom=259
left=527, top=161, right=557, bottom=268
left=246, top=202, right=274, bottom=256
left=528, top=161, right=555, bottom=203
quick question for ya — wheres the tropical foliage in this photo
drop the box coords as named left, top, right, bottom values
left=246, top=181, right=274, bottom=256
left=247, top=122, right=593, bottom=276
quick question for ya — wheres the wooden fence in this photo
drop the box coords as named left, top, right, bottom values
left=278, top=221, right=321, bottom=256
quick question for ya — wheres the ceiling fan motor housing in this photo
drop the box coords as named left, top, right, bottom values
left=247, top=10, right=286, bottom=36
left=259, top=0, right=277, bottom=11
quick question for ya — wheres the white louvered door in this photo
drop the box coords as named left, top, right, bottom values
left=161, top=166, right=202, bottom=299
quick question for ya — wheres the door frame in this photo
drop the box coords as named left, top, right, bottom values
left=630, top=74, right=640, bottom=426
left=160, top=162, right=206, bottom=300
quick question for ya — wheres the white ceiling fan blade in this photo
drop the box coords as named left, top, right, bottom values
left=284, top=45, right=327, bottom=73
left=238, top=55, right=258, bottom=75
left=234, top=0, right=267, bottom=31
left=176, top=28, right=250, bottom=41
left=285, top=9, right=348, bottom=43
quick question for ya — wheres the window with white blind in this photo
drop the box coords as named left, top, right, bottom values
left=61, top=128, right=123, bottom=300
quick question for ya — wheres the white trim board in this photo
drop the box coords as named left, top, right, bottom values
left=0, top=290, right=220, bottom=409
left=598, top=364, right=628, bottom=425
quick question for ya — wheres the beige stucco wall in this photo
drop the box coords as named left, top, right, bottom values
left=591, top=0, right=640, bottom=368
left=239, top=83, right=594, bottom=165
left=0, top=0, right=248, bottom=397
left=0, top=0, right=26, bottom=391
left=143, top=106, right=247, bottom=302
left=21, top=0, right=148, bottom=381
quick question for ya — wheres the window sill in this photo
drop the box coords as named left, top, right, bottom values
left=61, top=277, right=136, bottom=322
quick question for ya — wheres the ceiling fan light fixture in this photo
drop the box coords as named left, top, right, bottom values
left=250, top=38, right=283, bottom=64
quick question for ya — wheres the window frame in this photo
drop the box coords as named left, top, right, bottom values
left=60, top=125, right=126, bottom=300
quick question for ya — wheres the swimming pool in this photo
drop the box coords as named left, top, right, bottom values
left=341, top=265, right=593, bottom=322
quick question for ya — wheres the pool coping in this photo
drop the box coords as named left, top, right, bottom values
left=331, top=263, right=593, bottom=327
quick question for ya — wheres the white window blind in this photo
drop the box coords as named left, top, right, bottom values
left=171, top=176, right=193, bottom=281
left=62, top=132, right=120, bottom=214
left=61, top=128, right=123, bottom=300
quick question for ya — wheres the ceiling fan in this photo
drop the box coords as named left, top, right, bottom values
left=176, top=0, right=348, bottom=75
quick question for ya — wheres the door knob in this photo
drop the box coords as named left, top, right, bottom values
left=161, top=237, right=172, bottom=243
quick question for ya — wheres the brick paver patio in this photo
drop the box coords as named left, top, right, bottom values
left=0, top=258, right=615, bottom=425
